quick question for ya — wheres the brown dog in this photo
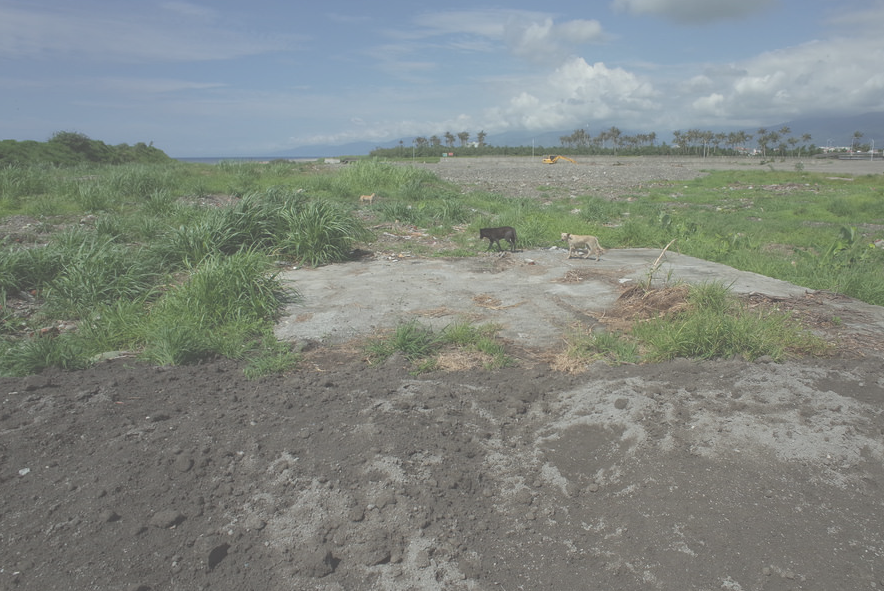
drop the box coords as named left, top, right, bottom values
left=359, top=192, right=375, bottom=205
left=561, top=232, right=604, bottom=260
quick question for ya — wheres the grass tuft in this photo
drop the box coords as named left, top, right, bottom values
left=630, top=282, right=828, bottom=362
left=276, top=199, right=369, bottom=266
left=364, top=319, right=512, bottom=371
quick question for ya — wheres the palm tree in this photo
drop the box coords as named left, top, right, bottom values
left=576, top=128, right=590, bottom=147
left=607, top=126, right=622, bottom=153
left=713, top=132, right=726, bottom=156
left=797, top=133, right=812, bottom=158
left=767, top=131, right=782, bottom=157
left=756, top=128, right=769, bottom=157
left=672, top=130, right=684, bottom=153
left=597, top=129, right=611, bottom=150
left=457, top=131, right=470, bottom=147
left=852, top=130, right=864, bottom=152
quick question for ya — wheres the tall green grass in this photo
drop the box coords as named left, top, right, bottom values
left=276, top=199, right=369, bottom=266
left=564, top=282, right=827, bottom=365
left=2, top=159, right=882, bottom=375
left=40, top=229, right=167, bottom=318
left=0, top=163, right=61, bottom=211
left=631, top=282, right=827, bottom=362
left=0, top=173, right=346, bottom=374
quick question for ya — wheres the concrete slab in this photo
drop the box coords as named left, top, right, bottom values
left=274, top=247, right=816, bottom=350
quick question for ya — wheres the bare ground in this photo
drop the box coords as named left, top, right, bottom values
left=2, top=156, right=884, bottom=591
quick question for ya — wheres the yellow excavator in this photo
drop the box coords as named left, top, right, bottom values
left=542, top=155, right=577, bottom=164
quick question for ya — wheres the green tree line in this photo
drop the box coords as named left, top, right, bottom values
left=368, top=125, right=883, bottom=159
left=0, top=131, right=172, bottom=166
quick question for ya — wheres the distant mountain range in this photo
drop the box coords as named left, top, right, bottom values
left=278, top=111, right=884, bottom=158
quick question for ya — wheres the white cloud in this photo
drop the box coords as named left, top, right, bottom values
left=691, top=92, right=725, bottom=116
left=612, top=0, right=777, bottom=24
left=485, top=57, right=658, bottom=130
left=410, top=10, right=606, bottom=63
left=505, top=17, right=605, bottom=62
left=411, top=9, right=511, bottom=38
left=684, top=75, right=713, bottom=92
left=689, top=35, right=884, bottom=123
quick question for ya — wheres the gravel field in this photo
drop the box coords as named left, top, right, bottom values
left=406, top=154, right=884, bottom=199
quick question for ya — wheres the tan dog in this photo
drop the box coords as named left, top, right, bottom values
left=561, top=232, right=604, bottom=261
left=359, top=192, right=375, bottom=205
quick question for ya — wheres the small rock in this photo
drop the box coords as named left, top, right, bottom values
left=150, top=510, right=186, bottom=529
left=415, top=549, right=431, bottom=568
left=363, top=546, right=391, bottom=567
left=99, top=509, right=121, bottom=523
left=207, top=543, right=230, bottom=570
left=243, top=515, right=266, bottom=531
left=588, top=483, right=600, bottom=493
left=302, top=548, right=339, bottom=578
left=614, top=398, right=628, bottom=410
left=347, top=506, right=365, bottom=522
left=173, top=456, right=194, bottom=473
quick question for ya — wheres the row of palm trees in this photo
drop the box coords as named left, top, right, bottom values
left=673, top=127, right=816, bottom=158
left=559, top=126, right=818, bottom=158
left=559, top=127, right=657, bottom=151
left=408, top=130, right=489, bottom=151
left=379, top=126, right=870, bottom=158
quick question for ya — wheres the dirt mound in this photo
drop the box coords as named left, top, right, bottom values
left=3, top=346, right=884, bottom=590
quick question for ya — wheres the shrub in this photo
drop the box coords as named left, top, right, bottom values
left=631, top=283, right=827, bottom=362
left=275, top=199, right=368, bottom=266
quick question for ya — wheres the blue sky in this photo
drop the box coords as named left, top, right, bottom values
left=2, top=0, right=883, bottom=156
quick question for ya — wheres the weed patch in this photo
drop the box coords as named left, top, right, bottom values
left=364, top=319, right=511, bottom=372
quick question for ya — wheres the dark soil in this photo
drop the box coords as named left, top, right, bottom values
left=2, top=157, right=884, bottom=591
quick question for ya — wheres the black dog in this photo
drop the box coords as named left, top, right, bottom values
left=479, top=226, right=517, bottom=252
